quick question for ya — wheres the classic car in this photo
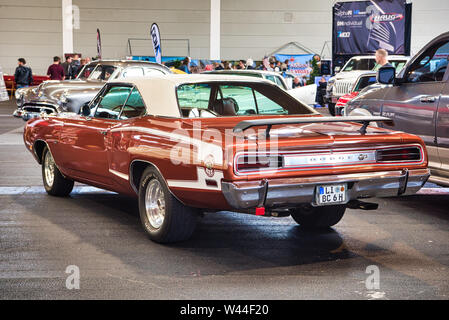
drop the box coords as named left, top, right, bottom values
left=346, top=31, right=449, bottom=186
left=203, top=69, right=317, bottom=106
left=325, top=55, right=409, bottom=115
left=14, top=59, right=171, bottom=121
left=24, top=74, right=430, bottom=243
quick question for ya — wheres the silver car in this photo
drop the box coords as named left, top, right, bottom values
left=14, top=60, right=171, bottom=121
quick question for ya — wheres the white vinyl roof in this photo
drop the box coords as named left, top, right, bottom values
left=108, top=74, right=276, bottom=118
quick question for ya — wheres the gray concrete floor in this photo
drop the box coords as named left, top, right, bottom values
left=0, top=100, right=448, bottom=300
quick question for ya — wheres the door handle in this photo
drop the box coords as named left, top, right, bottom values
left=420, top=96, right=436, bottom=103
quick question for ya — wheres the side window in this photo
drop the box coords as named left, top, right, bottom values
left=120, top=88, right=146, bottom=120
left=220, top=85, right=257, bottom=115
left=406, top=41, right=449, bottom=83
left=253, top=90, right=287, bottom=115
left=94, top=86, right=132, bottom=120
left=264, top=75, right=277, bottom=85
left=177, top=83, right=212, bottom=111
left=274, top=76, right=287, bottom=89
left=122, top=67, right=144, bottom=78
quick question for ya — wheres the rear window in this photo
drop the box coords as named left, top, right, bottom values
left=176, top=82, right=315, bottom=118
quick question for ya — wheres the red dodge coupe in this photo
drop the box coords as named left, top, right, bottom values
left=24, top=75, right=430, bottom=242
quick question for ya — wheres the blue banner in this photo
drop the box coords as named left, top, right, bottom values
left=150, top=23, right=162, bottom=64
left=274, top=54, right=314, bottom=78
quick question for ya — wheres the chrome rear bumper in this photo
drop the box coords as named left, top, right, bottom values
left=221, top=169, right=430, bottom=210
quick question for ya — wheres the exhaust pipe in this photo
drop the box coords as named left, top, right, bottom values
left=347, top=200, right=379, bottom=211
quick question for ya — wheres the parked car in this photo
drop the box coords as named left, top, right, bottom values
left=325, top=55, right=409, bottom=115
left=23, top=74, right=429, bottom=243
left=203, top=69, right=317, bottom=106
left=14, top=60, right=171, bottom=121
left=334, top=72, right=378, bottom=116
left=346, top=31, right=449, bottom=186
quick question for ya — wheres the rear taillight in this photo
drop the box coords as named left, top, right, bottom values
left=236, top=155, right=283, bottom=173
left=376, top=147, right=422, bottom=162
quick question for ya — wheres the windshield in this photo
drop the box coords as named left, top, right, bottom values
left=176, top=82, right=315, bottom=118
left=353, top=75, right=377, bottom=92
left=342, top=58, right=376, bottom=71
left=373, top=60, right=408, bottom=72
left=343, top=58, right=407, bottom=72
left=76, top=63, right=97, bottom=80
left=88, top=64, right=118, bottom=80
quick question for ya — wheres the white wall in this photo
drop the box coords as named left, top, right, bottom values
left=0, top=0, right=62, bottom=75
left=0, top=0, right=448, bottom=75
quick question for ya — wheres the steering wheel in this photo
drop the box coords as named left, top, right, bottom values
left=434, top=66, right=447, bottom=81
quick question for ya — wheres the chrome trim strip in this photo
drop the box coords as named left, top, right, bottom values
left=233, top=144, right=425, bottom=176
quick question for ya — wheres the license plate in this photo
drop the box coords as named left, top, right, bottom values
left=316, top=184, right=347, bottom=205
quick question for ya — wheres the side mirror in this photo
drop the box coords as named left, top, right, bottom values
left=81, top=103, right=91, bottom=117
left=377, top=66, right=396, bottom=85
left=334, top=66, right=341, bottom=73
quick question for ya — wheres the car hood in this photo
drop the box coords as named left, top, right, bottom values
left=28, top=80, right=104, bottom=103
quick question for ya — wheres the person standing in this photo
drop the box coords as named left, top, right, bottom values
left=71, top=54, right=81, bottom=76
left=179, top=57, right=191, bottom=74
left=47, top=56, right=65, bottom=80
left=61, top=56, right=74, bottom=79
left=14, top=58, right=33, bottom=88
left=375, top=49, right=392, bottom=68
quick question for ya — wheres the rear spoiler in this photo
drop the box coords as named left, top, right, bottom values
left=233, top=116, right=394, bottom=136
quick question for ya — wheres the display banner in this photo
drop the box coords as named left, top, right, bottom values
left=0, top=66, right=9, bottom=102
left=334, top=0, right=406, bottom=54
left=274, top=54, right=314, bottom=78
left=96, top=28, right=102, bottom=59
left=150, top=23, right=162, bottom=64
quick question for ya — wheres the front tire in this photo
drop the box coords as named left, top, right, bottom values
left=290, top=205, right=346, bottom=228
left=138, top=167, right=198, bottom=243
left=42, top=146, right=74, bottom=196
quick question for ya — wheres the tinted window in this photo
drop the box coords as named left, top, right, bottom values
left=405, top=41, right=449, bottom=83
left=354, top=76, right=377, bottom=91
left=220, top=85, right=257, bottom=115
left=120, top=88, right=146, bottom=119
left=89, top=65, right=117, bottom=80
left=342, top=59, right=376, bottom=71
left=95, top=86, right=132, bottom=119
left=254, top=90, right=287, bottom=115
left=77, top=63, right=96, bottom=80
left=177, top=83, right=211, bottom=110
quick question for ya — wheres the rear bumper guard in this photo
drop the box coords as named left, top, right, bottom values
left=221, top=169, right=430, bottom=210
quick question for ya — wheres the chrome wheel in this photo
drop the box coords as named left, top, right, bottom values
left=44, top=151, right=55, bottom=187
left=145, top=179, right=166, bottom=229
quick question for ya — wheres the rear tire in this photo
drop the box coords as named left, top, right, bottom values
left=290, top=205, right=346, bottom=228
left=42, top=146, right=74, bottom=196
left=138, top=167, right=198, bottom=243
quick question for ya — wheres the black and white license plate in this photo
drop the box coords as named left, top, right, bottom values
left=316, top=184, right=347, bottom=205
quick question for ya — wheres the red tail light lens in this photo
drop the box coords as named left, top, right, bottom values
left=236, top=155, right=283, bottom=173
left=376, top=147, right=422, bottom=162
